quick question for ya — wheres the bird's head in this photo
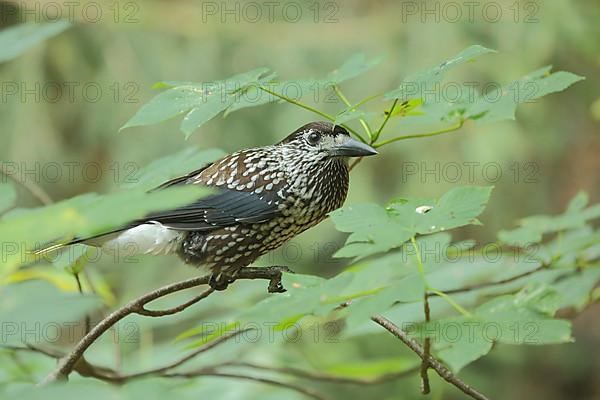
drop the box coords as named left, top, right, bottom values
left=278, top=122, right=378, bottom=161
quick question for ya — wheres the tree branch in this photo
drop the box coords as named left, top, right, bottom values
left=40, top=266, right=289, bottom=385
left=371, top=315, right=490, bottom=400
left=221, top=361, right=420, bottom=385
left=420, top=293, right=431, bottom=394
left=434, top=264, right=546, bottom=296
left=163, top=370, right=328, bottom=400
left=0, top=162, right=54, bottom=206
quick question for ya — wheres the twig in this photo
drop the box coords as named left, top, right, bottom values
left=73, top=273, right=92, bottom=334
left=371, top=315, right=490, bottom=400
left=136, top=288, right=214, bottom=316
left=436, top=265, right=546, bottom=296
left=163, top=370, right=327, bottom=400
left=421, top=293, right=431, bottom=394
left=257, top=86, right=367, bottom=143
left=372, top=98, right=398, bottom=142
left=222, top=361, right=419, bottom=385
left=333, top=84, right=373, bottom=139
left=373, top=120, right=465, bottom=148
left=40, top=267, right=289, bottom=385
left=349, top=99, right=398, bottom=171
left=348, top=157, right=363, bottom=171
left=115, top=329, right=249, bottom=381
left=0, top=162, right=53, bottom=205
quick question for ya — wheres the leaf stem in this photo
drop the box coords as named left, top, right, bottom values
left=373, top=99, right=398, bottom=142
left=259, top=85, right=335, bottom=121
left=410, top=237, right=472, bottom=318
left=411, top=237, right=427, bottom=279
left=351, top=92, right=384, bottom=109
left=429, top=289, right=473, bottom=318
left=258, top=86, right=367, bottom=143
left=0, top=162, right=53, bottom=205
left=333, top=85, right=373, bottom=139
left=373, top=120, right=465, bottom=148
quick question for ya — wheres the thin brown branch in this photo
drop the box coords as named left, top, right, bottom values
left=136, top=288, right=215, bottom=316
left=420, top=293, right=431, bottom=394
left=0, top=162, right=53, bottom=205
left=371, top=315, right=490, bottom=400
left=437, top=265, right=545, bottom=296
left=1, top=344, right=62, bottom=359
left=222, top=361, right=419, bottom=385
left=40, top=266, right=289, bottom=385
left=163, top=370, right=327, bottom=400
left=372, top=98, right=399, bottom=142
left=349, top=157, right=363, bottom=171
left=116, top=329, right=250, bottom=381
left=73, top=273, right=92, bottom=334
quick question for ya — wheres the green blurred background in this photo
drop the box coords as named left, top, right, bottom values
left=1, top=0, right=598, bottom=398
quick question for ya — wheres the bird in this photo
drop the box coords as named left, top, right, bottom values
left=43, top=122, right=377, bottom=290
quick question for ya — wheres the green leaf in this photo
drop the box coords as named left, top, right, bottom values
left=498, top=191, right=600, bottom=247
left=423, top=317, right=493, bottom=372
left=121, top=68, right=270, bottom=136
left=385, top=45, right=496, bottom=101
left=466, top=67, right=584, bottom=123
left=327, top=53, right=383, bottom=84
left=0, top=21, right=71, bottom=63
left=553, top=268, right=600, bottom=311
left=497, top=226, right=542, bottom=247
left=409, top=284, right=573, bottom=372
left=180, top=95, right=235, bottom=138
left=334, top=108, right=378, bottom=125
left=331, top=186, right=493, bottom=258
left=475, top=285, right=572, bottom=344
left=0, top=183, right=16, bottom=214
left=0, top=280, right=100, bottom=345
left=566, top=191, right=589, bottom=213
left=388, top=98, right=424, bottom=117
left=51, top=243, right=90, bottom=274
left=344, top=276, right=425, bottom=330
left=223, top=72, right=278, bottom=115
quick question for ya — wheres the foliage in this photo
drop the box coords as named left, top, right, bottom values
left=0, top=20, right=596, bottom=400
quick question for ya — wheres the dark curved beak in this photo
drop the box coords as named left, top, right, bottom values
left=330, top=137, right=378, bottom=157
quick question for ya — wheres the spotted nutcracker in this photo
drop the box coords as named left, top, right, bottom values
left=63, top=122, right=377, bottom=289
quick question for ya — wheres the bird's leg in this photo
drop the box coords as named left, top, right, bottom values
left=266, top=265, right=294, bottom=293
left=208, top=270, right=236, bottom=291
left=208, top=266, right=294, bottom=293
left=238, top=265, right=294, bottom=293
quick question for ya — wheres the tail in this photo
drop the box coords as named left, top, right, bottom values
left=30, top=230, right=122, bottom=256
left=31, top=222, right=183, bottom=257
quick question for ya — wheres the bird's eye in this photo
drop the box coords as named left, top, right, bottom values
left=307, top=132, right=321, bottom=145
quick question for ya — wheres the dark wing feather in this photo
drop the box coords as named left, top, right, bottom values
left=49, top=159, right=281, bottom=248
left=139, top=161, right=282, bottom=230
left=141, top=189, right=281, bottom=231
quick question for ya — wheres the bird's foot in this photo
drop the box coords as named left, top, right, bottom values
left=208, top=266, right=294, bottom=293
left=264, top=265, right=294, bottom=293
left=208, top=272, right=236, bottom=291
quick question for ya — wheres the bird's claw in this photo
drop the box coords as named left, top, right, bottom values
left=266, top=265, right=294, bottom=293
left=208, top=266, right=293, bottom=293
left=208, top=272, right=235, bottom=291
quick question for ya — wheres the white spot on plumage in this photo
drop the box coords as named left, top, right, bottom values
left=104, top=222, right=182, bottom=255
